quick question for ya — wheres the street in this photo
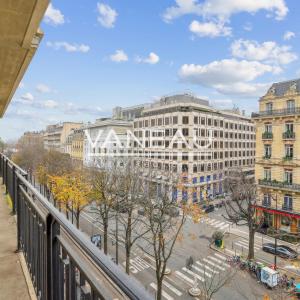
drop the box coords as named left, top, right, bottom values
left=78, top=207, right=281, bottom=300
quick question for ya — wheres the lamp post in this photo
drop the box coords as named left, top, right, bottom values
left=270, top=193, right=278, bottom=269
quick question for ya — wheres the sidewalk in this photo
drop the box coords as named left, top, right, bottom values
left=0, top=185, right=31, bottom=300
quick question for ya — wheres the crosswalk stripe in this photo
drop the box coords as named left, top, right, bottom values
left=234, top=242, right=259, bottom=251
left=214, top=222, right=226, bottom=228
left=210, top=220, right=222, bottom=226
left=182, top=267, right=205, bottom=282
left=150, top=283, right=174, bottom=300
left=196, top=261, right=219, bottom=274
left=130, top=259, right=144, bottom=271
left=220, top=224, right=229, bottom=230
left=163, top=280, right=182, bottom=296
left=208, top=256, right=230, bottom=267
left=175, top=271, right=194, bottom=284
left=136, top=256, right=150, bottom=268
left=191, top=264, right=212, bottom=278
left=206, top=219, right=216, bottom=224
left=235, top=240, right=261, bottom=248
left=203, top=258, right=225, bottom=271
left=214, top=253, right=226, bottom=261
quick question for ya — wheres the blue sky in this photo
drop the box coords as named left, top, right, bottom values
left=1, top=0, right=300, bottom=141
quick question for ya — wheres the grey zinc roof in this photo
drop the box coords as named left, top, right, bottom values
left=269, top=78, right=300, bottom=96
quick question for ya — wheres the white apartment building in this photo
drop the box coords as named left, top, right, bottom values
left=132, top=94, right=256, bottom=203
left=83, top=118, right=133, bottom=167
left=44, top=122, right=82, bottom=153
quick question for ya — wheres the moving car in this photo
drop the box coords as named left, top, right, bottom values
left=262, top=243, right=298, bottom=259
left=201, top=204, right=215, bottom=213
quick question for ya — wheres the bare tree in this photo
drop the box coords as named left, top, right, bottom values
left=114, top=159, right=150, bottom=274
left=138, top=171, right=191, bottom=300
left=223, top=169, right=262, bottom=260
left=197, top=263, right=236, bottom=300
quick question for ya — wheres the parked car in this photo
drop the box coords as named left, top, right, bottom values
left=262, top=243, right=298, bottom=259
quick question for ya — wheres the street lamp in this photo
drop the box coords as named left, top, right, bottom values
left=269, top=193, right=278, bottom=269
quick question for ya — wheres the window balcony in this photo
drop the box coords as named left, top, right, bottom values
left=282, top=131, right=295, bottom=140
left=262, top=132, right=273, bottom=140
left=282, top=204, right=293, bottom=211
left=252, top=107, right=300, bottom=118
left=283, top=155, right=293, bottom=161
left=258, top=179, right=300, bottom=192
left=262, top=200, right=271, bottom=208
left=263, top=154, right=271, bottom=159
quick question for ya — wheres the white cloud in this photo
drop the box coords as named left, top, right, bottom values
left=47, top=42, right=90, bottom=53
left=97, top=3, right=118, bottom=28
left=64, top=102, right=102, bottom=115
left=20, top=93, right=34, bottom=102
left=36, top=84, right=51, bottom=93
left=163, top=0, right=288, bottom=22
left=189, top=20, right=231, bottom=38
left=43, top=100, right=59, bottom=109
left=283, top=31, right=295, bottom=40
left=110, top=50, right=128, bottom=62
left=179, top=59, right=280, bottom=97
left=18, top=82, right=25, bottom=89
left=44, top=3, right=65, bottom=26
left=231, top=39, right=298, bottom=65
left=136, top=52, right=160, bottom=64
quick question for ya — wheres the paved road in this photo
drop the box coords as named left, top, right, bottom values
left=78, top=208, right=276, bottom=300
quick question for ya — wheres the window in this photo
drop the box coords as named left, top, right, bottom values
left=284, top=170, right=293, bottom=184
left=285, top=122, right=294, bottom=133
left=182, top=128, right=189, bottom=136
left=201, top=117, right=205, bottom=125
left=263, top=168, right=271, bottom=181
left=182, top=116, right=189, bottom=124
left=263, top=194, right=271, bottom=206
left=283, top=195, right=293, bottom=210
left=194, top=116, right=198, bottom=124
left=173, top=116, right=178, bottom=124
left=287, top=100, right=295, bottom=112
left=264, top=144, right=271, bottom=158
left=266, top=102, right=273, bottom=112
left=264, top=123, right=272, bottom=133
left=165, top=117, right=169, bottom=125
left=285, top=144, right=293, bottom=158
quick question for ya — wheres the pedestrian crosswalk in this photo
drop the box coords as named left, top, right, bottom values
left=201, top=217, right=232, bottom=231
left=148, top=252, right=231, bottom=299
left=122, top=256, right=150, bottom=274
left=233, top=239, right=261, bottom=253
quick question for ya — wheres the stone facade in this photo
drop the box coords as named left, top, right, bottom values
left=253, top=79, right=300, bottom=234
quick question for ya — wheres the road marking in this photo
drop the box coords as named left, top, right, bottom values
left=196, top=261, right=219, bottom=274
left=214, top=253, right=226, bottom=261
left=220, top=224, right=229, bottom=230
left=182, top=267, right=205, bottom=282
left=225, top=249, right=241, bottom=256
left=175, top=271, right=194, bottom=284
left=214, top=222, right=226, bottom=228
left=162, top=280, right=182, bottom=296
left=235, top=239, right=261, bottom=248
left=191, top=264, right=212, bottom=278
left=234, top=242, right=259, bottom=251
left=210, top=220, right=222, bottom=226
left=150, top=283, right=174, bottom=300
left=203, top=258, right=225, bottom=271
left=207, top=256, right=230, bottom=268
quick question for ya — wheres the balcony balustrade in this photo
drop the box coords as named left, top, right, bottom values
left=262, top=132, right=273, bottom=140
left=0, top=154, right=151, bottom=300
left=258, top=179, right=300, bottom=192
left=282, top=204, right=293, bottom=211
left=282, top=131, right=295, bottom=140
left=252, top=107, right=300, bottom=118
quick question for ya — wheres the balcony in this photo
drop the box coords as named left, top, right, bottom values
left=0, top=154, right=151, bottom=300
left=282, top=204, right=293, bottom=211
left=283, top=155, right=293, bottom=162
left=262, top=132, right=273, bottom=140
left=252, top=107, right=300, bottom=118
left=282, top=131, right=296, bottom=140
left=263, top=154, right=271, bottom=159
left=258, top=179, right=300, bottom=192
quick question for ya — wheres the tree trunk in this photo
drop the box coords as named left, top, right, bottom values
left=156, top=278, right=163, bottom=300
left=125, top=246, right=130, bottom=274
left=125, top=216, right=132, bottom=274
left=76, top=209, right=80, bottom=229
left=103, top=222, right=108, bottom=254
left=248, top=225, right=255, bottom=260
left=66, top=204, right=69, bottom=220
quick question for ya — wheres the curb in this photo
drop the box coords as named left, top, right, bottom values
left=210, top=243, right=300, bottom=279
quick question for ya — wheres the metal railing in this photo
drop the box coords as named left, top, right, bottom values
left=0, top=153, right=151, bottom=300
left=258, top=179, right=300, bottom=192
left=252, top=107, right=300, bottom=118
left=262, top=132, right=273, bottom=140
left=282, top=131, right=296, bottom=139
left=282, top=204, right=293, bottom=211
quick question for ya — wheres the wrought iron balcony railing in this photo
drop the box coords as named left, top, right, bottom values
left=282, top=131, right=296, bottom=139
left=262, top=200, right=271, bottom=208
left=283, top=156, right=293, bottom=161
left=263, top=154, right=271, bottom=159
left=252, top=107, right=300, bottom=118
left=0, top=154, right=151, bottom=300
left=282, top=204, right=293, bottom=211
left=262, top=132, right=273, bottom=140
left=258, top=179, right=300, bottom=192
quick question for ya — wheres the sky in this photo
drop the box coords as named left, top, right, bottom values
left=1, top=0, right=300, bottom=141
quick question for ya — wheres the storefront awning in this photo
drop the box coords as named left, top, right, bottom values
left=255, top=205, right=300, bottom=219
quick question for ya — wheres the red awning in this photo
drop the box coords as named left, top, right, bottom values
left=255, top=205, right=300, bottom=219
